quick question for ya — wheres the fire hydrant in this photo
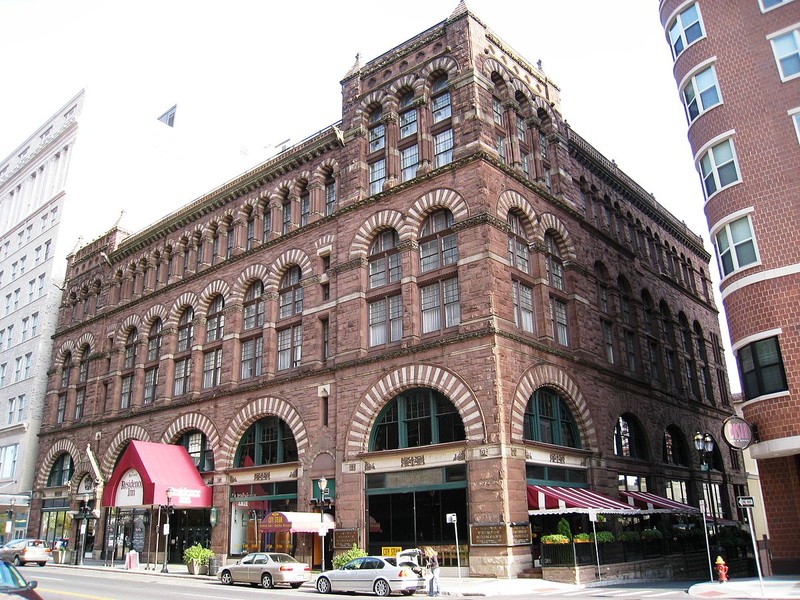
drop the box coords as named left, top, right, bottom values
left=715, top=556, right=729, bottom=583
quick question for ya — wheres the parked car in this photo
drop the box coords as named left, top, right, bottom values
left=315, top=555, right=426, bottom=596
left=0, top=559, right=43, bottom=598
left=0, top=541, right=50, bottom=567
left=218, top=552, right=311, bottom=589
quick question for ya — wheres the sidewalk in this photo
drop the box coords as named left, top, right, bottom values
left=688, top=576, right=800, bottom=599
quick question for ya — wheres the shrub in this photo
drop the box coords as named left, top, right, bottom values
left=616, top=531, right=641, bottom=542
left=642, top=528, right=663, bottom=540
left=332, top=544, right=367, bottom=568
left=556, top=518, right=573, bottom=541
left=183, top=543, right=214, bottom=565
left=574, top=533, right=592, bottom=542
left=541, top=534, right=570, bottom=544
left=592, top=531, right=616, bottom=544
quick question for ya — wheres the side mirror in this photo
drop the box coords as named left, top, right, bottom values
left=28, top=581, right=38, bottom=590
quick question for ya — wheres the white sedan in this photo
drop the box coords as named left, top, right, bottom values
left=315, top=556, right=425, bottom=596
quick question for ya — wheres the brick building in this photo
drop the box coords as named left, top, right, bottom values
left=659, top=0, right=800, bottom=574
left=30, top=4, right=741, bottom=576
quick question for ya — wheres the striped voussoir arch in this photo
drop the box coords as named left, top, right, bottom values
left=511, top=364, right=595, bottom=451
left=349, top=209, right=410, bottom=259
left=161, top=412, right=221, bottom=451
left=406, top=188, right=469, bottom=231
left=344, top=365, right=485, bottom=459
left=497, top=189, right=537, bottom=227
left=36, top=438, right=79, bottom=488
left=220, top=397, right=309, bottom=469
left=100, top=425, right=153, bottom=478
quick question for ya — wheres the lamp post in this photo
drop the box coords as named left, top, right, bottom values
left=161, top=487, right=174, bottom=573
left=318, top=478, right=328, bottom=572
left=75, top=497, right=92, bottom=566
left=694, top=432, right=718, bottom=539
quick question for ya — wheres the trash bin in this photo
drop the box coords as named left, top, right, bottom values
left=208, top=556, right=220, bottom=576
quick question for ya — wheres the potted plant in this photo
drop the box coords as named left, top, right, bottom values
left=540, top=534, right=570, bottom=544
left=574, top=533, right=592, bottom=543
left=183, top=544, right=214, bottom=575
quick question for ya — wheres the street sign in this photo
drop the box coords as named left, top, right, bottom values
left=737, top=496, right=755, bottom=508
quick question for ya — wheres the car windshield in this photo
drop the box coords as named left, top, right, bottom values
left=0, top=562, right=30, bottom=589
left=27, top=541, right=46, bottom=548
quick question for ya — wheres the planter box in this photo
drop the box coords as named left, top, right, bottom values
left=187, top=561, right=209, bottom=575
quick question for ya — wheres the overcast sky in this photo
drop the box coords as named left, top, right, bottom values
left=0, top=0, right=740, bottom=390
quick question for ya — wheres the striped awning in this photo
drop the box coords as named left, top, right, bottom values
left=620, top=491, right=701, bottom=514
left=527, top=485, right=640, bottom=515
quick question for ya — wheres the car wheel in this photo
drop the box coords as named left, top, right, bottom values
left=261, top=572, right=274, bottom=589
left=401, top=591, right=415, bottom=596
left=316, top=576, right=332, bottom=594
left=374, top=579, right=391, bottom=597
left=13, top=556, right=22, bottom=567
left=38, top=562, right=46, bottom=567
left=290, top=582, right=303, bottom=589
left=219, top=570, right=234, bottom=585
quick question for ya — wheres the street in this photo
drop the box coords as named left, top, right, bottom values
left=18, top=565, right=696, bottom=600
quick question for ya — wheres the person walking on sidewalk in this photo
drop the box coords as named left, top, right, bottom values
left=424, top=547, right=440, bottom=597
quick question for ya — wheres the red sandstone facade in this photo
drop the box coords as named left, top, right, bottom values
left=659, top=0, right=800, bottom=574
left=30, top=5, right=741, bottom=577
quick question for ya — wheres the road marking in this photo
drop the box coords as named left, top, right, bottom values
left=646, top=592, right=681, bottom=596
left=38, top=588, right=115, bottom=600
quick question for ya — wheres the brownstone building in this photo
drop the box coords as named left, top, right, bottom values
left=30, top=4, right=742, bottom=576
left=659, top=0, right=800, bottom=574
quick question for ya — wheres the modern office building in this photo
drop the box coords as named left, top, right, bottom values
left=29, top=4, right=743, bottom=577
left=0, top=90, right=85, bottom=540
left=659, top=0, right=800, bottom=574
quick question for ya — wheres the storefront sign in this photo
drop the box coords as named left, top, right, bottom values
left=116, top=469, right=143, bottom=507
left=171, top=486, right=202, bottom=505
left=722, top=415, right=755, bottom=450
left=333, top=528, right=359, bottom=549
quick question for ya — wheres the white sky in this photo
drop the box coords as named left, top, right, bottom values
left=0, top=0, right=740, bottom=391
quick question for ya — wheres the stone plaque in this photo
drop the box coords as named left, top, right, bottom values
left=510, top=524, right=532, bottom=545
left=469, top=524, right=507, bottom=546
left=333, top=528, right=359, bottom=549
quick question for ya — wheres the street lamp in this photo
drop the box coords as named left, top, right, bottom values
left=75, top=497, right=92, bottom=566
left=318, top=478, right=328, bottom=572
left=694, top=432, right=718, bottom=539
left=161, top=487, right=175, bottom=573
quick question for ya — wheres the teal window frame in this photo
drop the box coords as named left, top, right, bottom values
left=523, top=388, right=581, bottom=449
left=370, top=388, right=465, bottom=451
left=234, top=416, right=298, bottom=467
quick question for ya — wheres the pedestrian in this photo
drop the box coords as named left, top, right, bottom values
left=424, top=547, right=440, bottom=597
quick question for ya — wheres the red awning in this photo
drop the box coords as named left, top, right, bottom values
left=260, top=511, right=335, bottom=534
left=620, top=491, right=702, bottom=514
left=527, top=485, right=640, bottom=515
left=101, top=440, right=212, bottom=509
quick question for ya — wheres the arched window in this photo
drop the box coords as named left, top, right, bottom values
left=206, top=296, right=225, bottom=342
left=47, top=453, right=74, bottom=487
left=370, top=388, right=465, bottom=451
left=368, top=106, right=386, bottom=195
left=278, top=266, right=303, bottom=319
left=177, top=307, right=194, bottom=352
left=507, top=212, right=530, bottom=273
left=431, top=75, right=453, bottom=168
left=523, top=388, right=581, bottom=448
left=544, top=233, right=564, bottom=290
left=399, top=91, right=417, bottom=138
left=123, top=329, right=137, bottom=369
left=78, top=346, right=89, bottom=383
left=369, top=229, right=401, bottom=289
left=147, top=319, right=163, bottom=361
left=614, top=414, right=648, bottom=459
left=419, top=209, right=457, bottom=273
left=60, top=352, right=72, bottom=389
left=663, top=426, right=690, bottom=466
left=235, top=417, right=298, bottom=467
left=243, top=281, right=265, bottom=330
left=179, top=431, right=214, bottom=472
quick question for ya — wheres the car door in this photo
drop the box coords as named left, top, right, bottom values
left=235, top=553, right=255, bottom=584
left=358, top=557, right=384, bottom=592
left=337, top=557, right=365, bottom=592
left=248, top=553, right=268, bottom=584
